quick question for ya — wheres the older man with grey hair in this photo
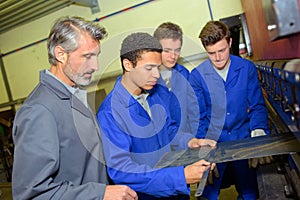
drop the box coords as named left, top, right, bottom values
left=12, top=16, right=137, bottom=200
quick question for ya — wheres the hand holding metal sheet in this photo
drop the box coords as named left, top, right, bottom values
left=155, top=132, right=300, bottom=197
left=155, top=132, right=300, bottom=168
left=249, top=129, right=274, bottom=168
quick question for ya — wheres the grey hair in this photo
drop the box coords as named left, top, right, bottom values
left=47, top=16, right=107, bottom=65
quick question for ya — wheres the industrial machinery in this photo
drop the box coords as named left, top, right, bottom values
left=255, top=59, right=300, bottom=199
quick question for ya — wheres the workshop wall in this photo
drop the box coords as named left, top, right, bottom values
left=0, top=0, right=243, bottom=110
left=241, top=0, right=300, bottom=60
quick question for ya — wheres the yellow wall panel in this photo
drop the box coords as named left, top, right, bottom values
left=0, top=0, right=244, bottom=106
left=209, top=0, right=243, bottom=20
left=0, top=65, right=9, bottom=104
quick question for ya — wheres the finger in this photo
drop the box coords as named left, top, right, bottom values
left=194, top=139, right=203, bottom=146
left=258, top=157, right=265, bottom=165
left=201, top=164, right=211, bottom=173
left=125, top=193, right=137, bottom=200
left=126, top=188, right=138, bottom=199
left=249, top=158, right=258, bottom=168
left=188, top=138, right=200, bottom=148
left=205, top=165, right=211, bottom=171
left=208, top=139, right=217, bottom=147
left=211, top=163, right=216, bottom=170
left=207, top=171, right=213, bottom=184
left=201, top=139, right=216, bottom=147
left=195, top=159, right=210, bottom=166
left=195, top=165, right=207, bottom=175
left=253, top=158, right=259, bottom=168
left=213, top=167, right=219, bottom=178
left=265, top=156, right=272, bottom=164
left=125, top=196, right=136, bottom=200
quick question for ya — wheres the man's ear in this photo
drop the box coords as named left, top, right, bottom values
left=229, top=38, right=232, bottom=48
left=123, top=59, right=133, bottom=72
left=55, top=46, right=67, bottom=64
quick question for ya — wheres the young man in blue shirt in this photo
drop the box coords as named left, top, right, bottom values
left=189, top=20, right=271, bottom=200
left=154, top=22, right=199, bottom=134
left=97, top=32, right=216, bottom=199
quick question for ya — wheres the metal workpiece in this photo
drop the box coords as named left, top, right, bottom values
left=155, top=132, right=300, bottom=169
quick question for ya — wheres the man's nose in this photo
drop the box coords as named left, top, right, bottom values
left=215, top=52, right=221, bottom=61
left=91, top=58, right=99, bottom=71
left=152, top=67, right=160, bottom=78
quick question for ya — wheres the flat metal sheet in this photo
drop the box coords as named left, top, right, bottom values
left=155, top=132, right=300, bottom=168
left=155, top=132, right=300, bottom=197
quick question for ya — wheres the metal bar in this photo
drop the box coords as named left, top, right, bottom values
left=195, top=166, right=210, bottom=197
left=0, top=0, right=36, bottom=19
left=0, top=0, right=21, bottom=10
left=1, top=0, right=47, bottom=21
left=240, top=14, right=253, bottom=56
left=0, top=53, right=14, bottom=111
left=1, top=38, right=47, bottom=57
left=0, top=1, right=72, bottom=31
left=207, top=0, right=213, bottom=20
left=0, top=98, right=26, bottom=109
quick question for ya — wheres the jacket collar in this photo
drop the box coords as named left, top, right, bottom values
left=113, top=76, right=157, bottom=109
left=201, top=55, right=243, bottom=85
left=40, top=70, right=92, bottom=118
left=40, top=69, right=71, bottom=100
left=225, top=55, right=243, bottom=85
left=112, top=77, right=138, bottom=109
